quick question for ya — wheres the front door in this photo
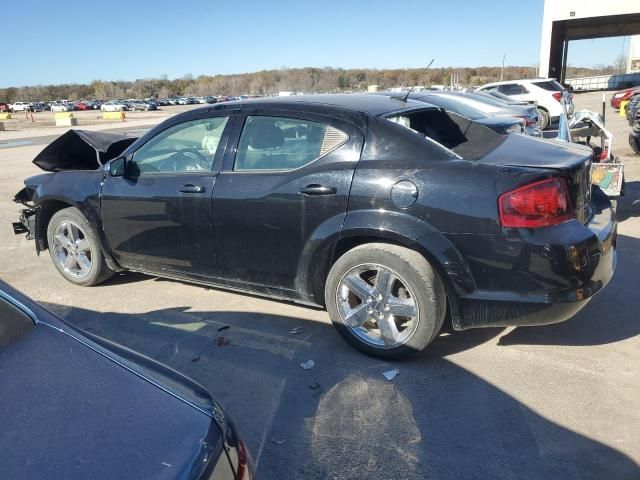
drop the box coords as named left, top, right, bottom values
left=101, top=114, right=232, bottom=276
left=210, top=112, right=363, bottom=295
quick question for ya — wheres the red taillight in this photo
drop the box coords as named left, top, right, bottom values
left=552, top=92, right=562, bottom=103
left=499, top=178, right=574, bottom=228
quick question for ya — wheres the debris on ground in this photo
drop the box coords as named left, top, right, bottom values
left=217, top=325, right=230, bottom=332
left=382, top=369, right=399, bottom=381
left=299, top=359, right=316, bottom=370
left=289, top=327, right=303, bottom=335
left=216, top=336, right=230, bottom=347
left=308, top=381, right=321, bottom=390
left=271, top=437, right=286, bottom=446
left=191, top=355, right=201, bottom=362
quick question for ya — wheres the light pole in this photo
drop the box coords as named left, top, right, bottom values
left=500, top=54, right=506, bottom=81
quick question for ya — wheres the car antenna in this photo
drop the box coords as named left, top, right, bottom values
left=401, top=59, right=435, bottom=102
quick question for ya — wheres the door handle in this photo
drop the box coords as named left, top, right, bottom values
left=179, top=184, right=205, bottom=193
left=299, top=184, right=337, bottom=196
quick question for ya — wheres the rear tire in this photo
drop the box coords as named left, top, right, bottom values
left=537, top=108, right=550, bottom=130
left=325, top=243, right=446, bottom=359
left=46, top=207, right=114, bottom=286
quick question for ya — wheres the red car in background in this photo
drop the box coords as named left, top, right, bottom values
left=0, top=102, right=10, bottom=112
left=75, top=101, right=92, bottom=111
left=611, top=86, right=640, bottom=110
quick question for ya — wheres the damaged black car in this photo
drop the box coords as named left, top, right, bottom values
left=13, top=95, right=617, bottom=359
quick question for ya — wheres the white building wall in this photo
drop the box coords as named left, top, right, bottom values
left=540, top=0, right=640, bottom=77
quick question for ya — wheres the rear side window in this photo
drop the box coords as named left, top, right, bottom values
left=234, top=116, right=348, bottom=171
left=532, top=80, right=563, bottom=91
left=498, top=84, right=529, bottom=96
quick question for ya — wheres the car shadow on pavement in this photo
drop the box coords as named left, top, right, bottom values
left=42, top=302, right=639, bottom=480
left=101, top=271, right=150, bottom=286
left=497, top=233, right=640, bottom=347
left=616, top=180, right=640, bottom=222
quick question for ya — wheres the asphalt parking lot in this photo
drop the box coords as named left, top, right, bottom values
left=1, top=91, right=639, bottom=479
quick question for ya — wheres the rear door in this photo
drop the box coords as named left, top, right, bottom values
left=210, top=110, right=363, bottom=294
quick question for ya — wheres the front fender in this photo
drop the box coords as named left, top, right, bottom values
left=25, top=172, right=121, bottom=270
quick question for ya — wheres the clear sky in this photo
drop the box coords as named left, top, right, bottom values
left=1, top=0, right=631, bottom=88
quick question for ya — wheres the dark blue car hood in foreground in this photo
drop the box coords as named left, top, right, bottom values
left=0, top=289, right=224, bottom=479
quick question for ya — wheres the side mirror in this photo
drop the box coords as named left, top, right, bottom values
left=108, top=157, right=126, bottom=177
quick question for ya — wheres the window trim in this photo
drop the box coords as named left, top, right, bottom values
left=229, top=114, right=349, bottom=174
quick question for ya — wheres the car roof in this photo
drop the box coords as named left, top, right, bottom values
left=209, top=93, right=437, bottom=117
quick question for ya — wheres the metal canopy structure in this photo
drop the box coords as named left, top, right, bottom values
left=540, top=1, right=640, bottom=83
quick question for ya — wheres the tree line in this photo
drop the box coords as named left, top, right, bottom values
left=0, top=64, right=620, bottom=102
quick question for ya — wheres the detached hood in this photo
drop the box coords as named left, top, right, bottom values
left=33, top=129, right=137, bottom=172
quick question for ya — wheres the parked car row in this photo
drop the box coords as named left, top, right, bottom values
left=155, top=95, right=241, bottom=106
left=155, top=96, right=209, bottom=105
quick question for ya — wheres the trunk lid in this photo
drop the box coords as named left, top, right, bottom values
left=480, top=134, right=593, bottom=224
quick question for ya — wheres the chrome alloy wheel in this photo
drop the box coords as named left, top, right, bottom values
left=52, top=220, right=92, bottom=279
left=336, top=264, right=419, bottom=349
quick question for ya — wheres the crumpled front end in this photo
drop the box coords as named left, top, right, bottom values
left=12, top=187, right=43, bottom=252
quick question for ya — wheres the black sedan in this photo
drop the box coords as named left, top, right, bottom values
left=0, top=281, right=252, bottom=479
left=13, top=94, right=617, bottom=359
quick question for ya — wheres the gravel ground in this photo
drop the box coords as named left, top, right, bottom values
left=0, top=91, right=638, bottom=479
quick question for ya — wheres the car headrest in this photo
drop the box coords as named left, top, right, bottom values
left=249, top=124, right=284, bottom=149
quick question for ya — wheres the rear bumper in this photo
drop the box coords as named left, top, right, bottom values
left=454, top=190, right=617, bottom=330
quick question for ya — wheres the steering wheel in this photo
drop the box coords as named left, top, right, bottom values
left=159, top=148, right=210, bottom=172
left=180, top=148, right=210, bottom=171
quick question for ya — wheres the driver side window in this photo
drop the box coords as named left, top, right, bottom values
left=130, top=116, right=228, bottom=174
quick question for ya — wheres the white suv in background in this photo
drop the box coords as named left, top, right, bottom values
left=477, top=79, right=573, bottom=130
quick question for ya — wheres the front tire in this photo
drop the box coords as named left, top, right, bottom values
left=325, top=243, right=446, bottom=359
left=46, top=207, right=114, bottom=286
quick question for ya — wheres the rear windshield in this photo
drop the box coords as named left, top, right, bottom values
left=533, top=80, right=564, bottom=91
left=386, top=109, right=506, bottom=160
left=413, top=94, right=497, bottom=120
left=0, top=295, right=35, bottom=350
